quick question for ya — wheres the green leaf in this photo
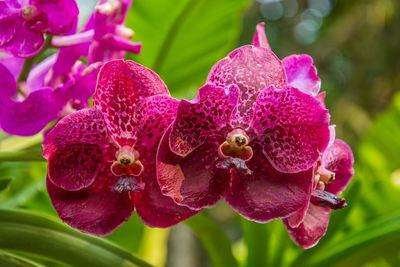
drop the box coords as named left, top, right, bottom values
left=241, top=219, right=269, bottom=267
left=127, top=0, right=249, bottom=97
left=0, top=149, right=45, bottom=162
left=294, top=213, right=400, bottom=267
left=0, top=177, right=12, bottom=192
left=186, top=212, right=239, bottom=267
left=0, top=209, right=153, bottom=267
left=0, top=250, right=44, bottom=267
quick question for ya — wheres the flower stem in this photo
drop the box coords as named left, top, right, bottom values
left=0, top=149, right=45, bottom=162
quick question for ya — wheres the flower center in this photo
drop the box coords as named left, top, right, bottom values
left=111, top=146, right=144, bottom=177
left=21, top=5, right=38, bottom=20
left=315, top=165, right=335, bottom=190
left=21, top=5, right=48, bottom=31
left=219, top=129, right=253, bottom=161
left=217, top=129, right=253, bottom=175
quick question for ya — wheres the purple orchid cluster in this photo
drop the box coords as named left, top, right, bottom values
left=0, top=0, right=141, bottom=136
left=41, top=22, right=354, bottom=249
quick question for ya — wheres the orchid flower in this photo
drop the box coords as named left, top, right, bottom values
left=43, top=60, right=196, bottom=235
left=284, top=136, right=354, bottom=249
left=156, top=23, right=331, bottom=222
left=0, top=0, right=78, bottom=57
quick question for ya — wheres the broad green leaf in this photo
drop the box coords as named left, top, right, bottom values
left=294, top=213, right=400, bottom=267
left=0, top=250, right=44, bottom=267
left=0, top=162, right=46, bottom=209
left=241, top=219, right=269, bottom=267
left=0, top=177, right=12, bottom=192
left=0, top=149, right=44, bottom=162
left=0, top=209, right=153, bottom=267
left=0, top=134, right=42, bottom=153
left=186, top=212, right=239, bottom=267
left=106, top=214, right=145, bottom=254
left=127, top=0, right=249, bottom=97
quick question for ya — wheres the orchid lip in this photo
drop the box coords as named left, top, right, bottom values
left=112, top=176, right=145, bottom=193
left=111, top=146, right=144, bottom=177
left=219, top=128, right=253, bottom=161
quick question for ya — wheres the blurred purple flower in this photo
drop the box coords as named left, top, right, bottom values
left=52, top=0, right=141, bottom=64
left=0, top=56, right=100, bottom=136
left=0, top=0, right=79, bottom=57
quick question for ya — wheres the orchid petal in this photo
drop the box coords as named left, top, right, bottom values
left=134, top=94, right=179, bottom=149
left=2, top=19, right=44, bottom=58
left=251, top=85, right=330, bottom=173
left=284, top=204, right=330, bottom=249
left=282, top=54, right=321, bottom=96
left=43, top=109, right=110, bottom=191
left=93, top=59, right=168, bottom=145
left=252, top=22, right=271, bottom=49
left=133, top=167, right=198, bottom=227
left=47, top=167, right=134, bottom=235
left=158, top=127, right=228, bottom=210
left=0, top=63, right=17, bottom=98
left=0, top=88, right=62, bottom=136
left=225, top=145, right=314, bottom=222
left=131, top=96, right=197, bottom=227
left=323, top=139, right=354, bottom=195
left=0, top=1, right=18, bottom=46
left=169, top=84, right=239, bottom=157
left=31, top=0, right=79, bottom=35
left=207, top=45, right=286, bottom=126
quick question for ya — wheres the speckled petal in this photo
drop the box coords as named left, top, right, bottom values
left=32, top=0, right=79, bottom=35
left=158, top=127, right=228, bottom=210
left=282, top=54, right=321, bottom=96
left=1, top=19, right=44, bottom=58
left=132, top=97, right=197, bottom=227
left=284, top=204, right=330, bottom=249
left=134, top=94, right=179, bottom=149
left=43, top=109, right=110, bottom=191
left=133, top=167, right=198, bottom=227
left=0, top=63, right=17, bottom=98
left=93, top=59, right=168, bottom=146
left=323, top=139, right=354, bottom=195
left=207, top=44, right=286, bottom=126
left=225, top=145, right=314, bottom=222
left=251, top=85, right=330, bottom=173
left=47, top=165, right=134, bottom=235
left=0, top=88, right=62, bottom=136
left=169, top=84, right=239, bottom=157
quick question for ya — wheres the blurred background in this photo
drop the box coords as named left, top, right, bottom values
left=1, top=0, right=400, bottom=266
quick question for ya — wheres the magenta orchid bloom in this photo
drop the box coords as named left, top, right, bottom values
left=0, top=55, right=99, bottom=136
left=43, top=60, right=196, bottom=235
left=156, top=23, right=331, bottom=222
left=0, top=0, right=78, bottom=57
left=284, top=138, right=354, bottom=249
left=52, top=0, right=141, bottom=65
